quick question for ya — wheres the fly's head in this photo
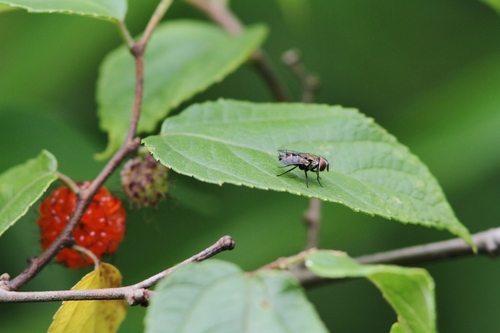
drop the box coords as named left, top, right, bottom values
left=318, top=156, right=329, bottom=172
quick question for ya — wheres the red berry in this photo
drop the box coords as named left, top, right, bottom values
left=37, top=184, right=126, bottom=269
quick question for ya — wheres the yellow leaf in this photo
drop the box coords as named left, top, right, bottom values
left=48, top=263, right=127, bottom=333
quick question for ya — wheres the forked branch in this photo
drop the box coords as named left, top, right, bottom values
left=5, top=0, right=174, bottom=292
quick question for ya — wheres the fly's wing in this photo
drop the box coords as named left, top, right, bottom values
left=278, top=149, right=306, bottom=155
left=278, top=150, right=311, bottom=166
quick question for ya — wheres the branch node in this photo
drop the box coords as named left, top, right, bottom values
left=219, top=235, right=236, bottom=251
left=0, top=273, right=11, bottom=291
left=282, top=49, right=301, bottom=66
left=126, top=288, right=149, bottom=307
left=477, top=228, right=500, bottom=256
left=26, top=256, right=37, bottom=266
left=131, top=43, right=145, bottom=57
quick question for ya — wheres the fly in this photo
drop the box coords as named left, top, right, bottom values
left=277, top=150, right=330, bottom=188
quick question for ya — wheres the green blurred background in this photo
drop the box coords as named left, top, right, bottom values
left=1, top=0, right=500, bottom=332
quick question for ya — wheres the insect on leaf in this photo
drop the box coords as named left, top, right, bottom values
left=144, top=99, right=474, bottom=247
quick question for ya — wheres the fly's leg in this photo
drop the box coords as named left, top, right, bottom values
left=277, top=165, right=298, bottom=177
left=304, top=170, right=309, bottom=188
left=316, top=169, right=323, bottom=187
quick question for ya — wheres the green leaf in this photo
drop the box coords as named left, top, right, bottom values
left=145, top=260, right=328, bottom=333
left=0, top=150, right=58, bottom=237
left=143, top=99, right=474, bottom=246
left=96, top=20, right=268, bottom=159
left=0, top=3, right=17, bottom=12
left=306, top=251, right=436, bottom=333
left=390, top=323, right=406, bottom=333
left=0, top=0, right=126, bottom=21
left=480, top=0, right=500, bottom=15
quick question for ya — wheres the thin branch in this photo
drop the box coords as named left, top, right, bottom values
left=303, top=198, right=321, bottom=250
left=291, top=228, right=500, bottom=287
left=140, top=0, right=174, bottom=47
left=183, top=0, right=243, bottom=34
left=0, top=236, right=235, bottom=304
left=355, top=228, right=500, bottom=265
left=252, top=49, right=290, bottom=102
left=133, top=235, right=235, bottom=289
left=282, top=49, right=320, bottom=103
left=251, top=249, right=314, bottom=275
left=184, top=0, right=290, bottom=102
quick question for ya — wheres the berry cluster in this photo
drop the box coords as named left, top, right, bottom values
left=37, top=184, right=126, bottom=269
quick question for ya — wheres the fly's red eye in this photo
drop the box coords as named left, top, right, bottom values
left=318, top=157, right=329, bottom=172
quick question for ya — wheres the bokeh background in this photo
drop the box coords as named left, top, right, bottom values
left=1, top=0, right=500, bottom=332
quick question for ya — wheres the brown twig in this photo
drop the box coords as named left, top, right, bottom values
left=140, top=0, right=174, bottom=47
left=251, top=249, right=314, bottom=275
left=282, top=49, right=320, bottom=103
left=184, top=0, right=290, bottom=102
left=303, top=198, right=322, bottom=249
left=0, top=236, right=235, bottom=304
left=291, top=228, right=500, bottom=287
left=134, top=235, right=235, bottom=289
left=4, top=0, right=174, bottom=292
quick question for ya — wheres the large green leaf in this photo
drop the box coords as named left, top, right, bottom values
left=143, top=99, right=474, bottom=246
left=0, top=150, right=57, bottom=237
left=480, top=0, right=500, bottom=15
left=96, top=20, right=268, bottom=159
left=0, top=0, right=126, bottom=21
left=306, top=251, right=436, bottom=333
left=145, top=260, right=327, bottom=333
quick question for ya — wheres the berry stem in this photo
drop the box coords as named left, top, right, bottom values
left=56, top=172, right=79, bottom=194
left=72, top=245, right=100, bottom=271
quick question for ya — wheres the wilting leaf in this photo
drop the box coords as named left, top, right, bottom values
left=48, top=263, right=127, bottom=333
